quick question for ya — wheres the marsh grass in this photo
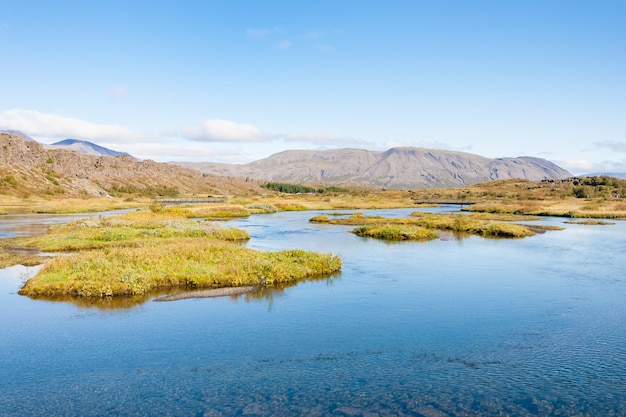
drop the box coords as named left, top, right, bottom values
left=14, top=210, right=341, bottom=298
left=18, top=240, right=341, bottom=297
left=563, top=219, right=616, bottom=225
left=0, top=196, right=149, bottom=214
left=183, top=204, right=252, bottom=219
left=245, top=203, right=279, bottom=214
left=312, top=212, right=540, bottom=238
left=353, top=225, right=438, bottom=241
left=8, top=211, right=250, bottom=253
left=0, top=247, right=49, bottom=269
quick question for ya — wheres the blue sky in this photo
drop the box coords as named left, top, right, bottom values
left=1, top=0, right=625, bottom=174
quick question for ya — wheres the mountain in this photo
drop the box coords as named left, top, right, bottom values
left=0, top=129, right=35, bottom=141
left=177, top=147, right=572, bottom=189
left=0, top=132, right=263, bottom=197
left=582, top=172, right=626, bottom=179
left=47, top=139, right=136, bottom=159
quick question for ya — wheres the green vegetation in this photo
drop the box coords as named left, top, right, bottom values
left=311, top=212, right=549, bottom=239
left=107, top=183, right=180, bottom=198
left=183, top=204, right=252, bottom=219
left=19, top=241, right=341, bottom=298
left=245, top=203, right=279, bottom=214
left=563, top=219, right=615, bottom=225
left=9, top=211, right=249, bottom=253
left=11, top=211, right=341, bottom=298
left=263, top=182, right=317, bottom=194
left=2, top=175, right=18, bottom=188
left=262, top=182, right=350, bottom=194
left=353, top=225, right=438, bottom=241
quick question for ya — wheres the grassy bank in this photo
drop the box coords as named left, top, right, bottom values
left=0, top=195, right=150, bottom=214
left=9, top=211, right=341, bottom=298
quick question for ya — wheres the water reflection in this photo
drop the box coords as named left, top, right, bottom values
left=0, top=209, right=131, bottom=238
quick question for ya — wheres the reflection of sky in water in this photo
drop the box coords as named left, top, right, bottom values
left=1, top=209, right=626, bottom=416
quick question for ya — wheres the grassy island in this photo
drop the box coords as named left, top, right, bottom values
left=311, top=212, right=562, bottom=239
left=10, top=210, right=341, bottom=298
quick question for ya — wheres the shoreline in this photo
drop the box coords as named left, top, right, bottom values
left=153, top=286, right=257, bottom=302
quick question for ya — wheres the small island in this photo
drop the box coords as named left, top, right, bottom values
left=8, top=209, right=341, bottom=299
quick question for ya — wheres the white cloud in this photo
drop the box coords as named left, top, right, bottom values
left=0, top=109, right=149, bottom=143
left=246, top=28, right=270, bottom=37
left=285, top=132, right=370, bottom=147
left=595, top=141, right=626, bottom=153
left=278, top=40, right=292, bottom=49
left=384, top=139, right=452, bottom=150
left=559, top=158, right=626, bottom=174
left=109, top=87, right=127, bottom=97
left=176, top=119, right=269, bottom=142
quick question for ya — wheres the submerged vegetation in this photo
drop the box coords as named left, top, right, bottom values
left=6, top=211, right=341, bottom=299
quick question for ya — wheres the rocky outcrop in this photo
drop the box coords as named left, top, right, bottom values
left=177, top=147, right=572, bottom=189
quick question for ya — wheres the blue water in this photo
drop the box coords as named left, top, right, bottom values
left=1, top=208, right=625, bottom=416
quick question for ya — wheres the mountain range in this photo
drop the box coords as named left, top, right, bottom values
left=177, top=147, right=572, bottom=189
left=0, top=130, right=579, bottom=190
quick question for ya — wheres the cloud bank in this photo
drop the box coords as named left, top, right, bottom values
left=595, top=141, right=626, bottom=153
left=176, top=119, right=270, bottom=142
left=0, top=109, right=147, bottom=143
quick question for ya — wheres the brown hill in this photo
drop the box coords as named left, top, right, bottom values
left=0, top=133, right=263, bottom=197
left=178, top=147, right=572, bottom=189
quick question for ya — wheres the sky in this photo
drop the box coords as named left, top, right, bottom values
left=0, top=0, right=625, bottom=174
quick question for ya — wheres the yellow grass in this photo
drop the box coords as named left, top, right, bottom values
left=11, top=210, right=341, bottom=299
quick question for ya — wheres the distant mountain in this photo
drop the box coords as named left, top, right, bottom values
left=176, top=147, right=572, bottom=189
left=47, top=139, right=136, bottom=159
left=581, top=172, right=626, bottom=179
left=0, top=129, right=35, bottom=141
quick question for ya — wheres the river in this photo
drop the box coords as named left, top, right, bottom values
left=1, top=207, right=625, bottom=416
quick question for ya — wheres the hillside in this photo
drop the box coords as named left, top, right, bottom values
left=178, top=147, right=572, bottom=189
left=0, top=133, right=263, bottom=197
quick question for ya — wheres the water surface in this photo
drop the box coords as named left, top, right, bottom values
left=1, top=208, right=625, bottom=416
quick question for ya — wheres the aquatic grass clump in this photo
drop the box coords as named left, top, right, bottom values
left=18, top=239, right=341, bottom=297
left=245, top=203, right=279, bottom=214
left=352, top=225, right=438, bottom=241
left=185, top=204, right=251, bottom=219
left=563, top=219, right=616, bottom=225
left=476, top=222, right=535, bottom=238
left=13, top=209, right=341, bottom=298
left=309, top=215, right=331, bottom=223
left=311, top=212, right=543, bottom=239
left=273, top=202, right=309, bottom=211
left=11, top=211, right=249, bottom=253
